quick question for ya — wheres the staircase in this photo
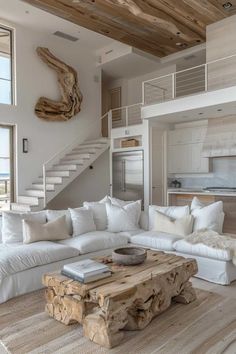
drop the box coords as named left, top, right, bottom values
left=11, top=137, right=110, bottom=212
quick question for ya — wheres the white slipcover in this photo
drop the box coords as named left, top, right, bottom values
left=59, top=231, right=129, bottom=254
left=174, top=239, right=232, bottom=261
left=0, top=241, right=79, bottom=282
left=131, top=231, right=182, bottom=251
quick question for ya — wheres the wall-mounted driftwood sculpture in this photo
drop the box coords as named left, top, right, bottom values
left=35, top=47, right=83, bottom=122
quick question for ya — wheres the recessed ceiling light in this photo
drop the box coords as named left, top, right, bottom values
left=223, top=2, right=232, bottom=9
left=176, top=42, right=188, bottom=47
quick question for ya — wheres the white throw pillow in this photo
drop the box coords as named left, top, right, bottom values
left=152, top=211, right=194, bottom=237
left=83, top=202, right=107, bottom=231
left=46, top=209, right=73, bottom=235
left=99, top=195, right=110, bottom=204
left=69, top=208, right=96, bottom=236
left=22, top=215, right=70, bottom=244
left=149, top=205, right=190, bottom=231
left=191, top=197, right=224, bottom=233
left=106, top=201, right=141, bottom=232
left=109, top=196, right=134, bottom=206
left=2, top=211, right=47, bottom=244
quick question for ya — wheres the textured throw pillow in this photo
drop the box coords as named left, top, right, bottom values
left=2, top=211, right=47, bottom=244
left=149, top=205, right=190, bottom=231
left=153, top=211, right=194, bottom=237
left=83, top=202, right=107, bottom=231
left=22, top=215, right=70, bottom=244
left=46, top=209, right=73, bottom=235
left=106, top=200, right=141, bottom=232
left=69, top=208, right=96, bottom=236
left=191, top=197, right=224, bottom=233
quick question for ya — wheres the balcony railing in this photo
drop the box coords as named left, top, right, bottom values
left=142, top=53, right=236, bottom=105
left=101, top=103, right=143, bottom=135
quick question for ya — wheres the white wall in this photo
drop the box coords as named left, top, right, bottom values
left=103, top=65, right=176, bottom=110
left=48, top=150, right=110, bottom=209
left=0, top=19, right=103, bottom=197
left=127, top=65, right=176, bottom=105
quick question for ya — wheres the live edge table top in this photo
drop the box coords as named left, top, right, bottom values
left=43, top=250, right=198, bottom=349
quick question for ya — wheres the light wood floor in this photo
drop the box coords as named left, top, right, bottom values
left=0, top=278, right=236, bottom=354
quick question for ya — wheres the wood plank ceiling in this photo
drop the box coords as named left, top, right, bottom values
left=22, top=0, right=236, bottom=57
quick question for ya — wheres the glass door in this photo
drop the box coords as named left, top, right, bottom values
left=0, top=125, right=14, bottom=210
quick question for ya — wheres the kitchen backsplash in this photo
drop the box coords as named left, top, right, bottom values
left=169, top=157, right=236, bottom=188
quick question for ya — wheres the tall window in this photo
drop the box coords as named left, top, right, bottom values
left=0, top=26, right=13, bottom=105
left=0, top=125, right=14, bottom=210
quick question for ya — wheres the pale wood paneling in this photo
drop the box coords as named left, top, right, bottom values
left=22, top=0, right=236, bottom=57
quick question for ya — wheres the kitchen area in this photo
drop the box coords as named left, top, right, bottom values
left=167, top=116, right=236, bottom=234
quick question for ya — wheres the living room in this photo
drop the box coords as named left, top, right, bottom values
left=1, top=0, right=236, bottom=353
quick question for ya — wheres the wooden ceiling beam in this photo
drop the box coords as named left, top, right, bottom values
left=21, top=0, right=235, bottom=57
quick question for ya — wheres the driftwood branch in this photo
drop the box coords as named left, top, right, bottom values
left=35, top=47, right=83, bottom=122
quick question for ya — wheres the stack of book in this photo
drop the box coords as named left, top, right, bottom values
left=61, top=259, right=111, bottom=283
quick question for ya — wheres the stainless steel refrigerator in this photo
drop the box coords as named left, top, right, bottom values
left=112, top=150, right=144, bottom=203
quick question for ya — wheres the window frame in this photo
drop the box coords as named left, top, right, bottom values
left=0, top=24, right=15, bottom=106
left=0, top=124, right=15, bottom=208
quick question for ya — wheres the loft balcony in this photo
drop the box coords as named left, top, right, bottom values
left=142, top=54, right=236, bottom=123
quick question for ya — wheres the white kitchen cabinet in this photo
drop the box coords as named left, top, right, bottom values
left=168, top=124, right=209, bottom=174
left=168, top=128, right=192, bottom=145
left=168, top=144, right=193, bottom=173
left=191, top=143, right=209, bottom=173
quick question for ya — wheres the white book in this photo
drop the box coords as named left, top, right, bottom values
left=61, top=269, right=111, bottom=283
left=63, top=259, right=109, bottom=278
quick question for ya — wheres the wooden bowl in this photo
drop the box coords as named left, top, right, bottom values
left=112, top=247, right=147, bottom=265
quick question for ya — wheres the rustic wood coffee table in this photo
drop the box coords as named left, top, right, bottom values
left=43, top=250, right=198, bottom=348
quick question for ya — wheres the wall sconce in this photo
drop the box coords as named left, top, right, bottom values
left=22, top=138, right=28, bottom=153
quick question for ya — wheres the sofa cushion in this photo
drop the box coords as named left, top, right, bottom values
left=149, top=205, right=190, bottom=231
left=46, top=209, right=73, bottom=235
left=22, top=216, right=70, bottom=244
left=83, top=201, right=107, bottom=231
left=59, top=231, right=129, bottom=254
left=174, top=239, right=232, bottom=261
left=106, top=201, right=141, bottom=232
left=152, top=211, right=194, bottom=236
left=117, top=229, right=145, bottom=241
left=191, top=197, right=224, bottom=233
left=0, top=241, right=80, bottom=281
left=131, top=231, right=182, bottom=251
left=2, top=211, right=47, bottom=244
left=69, top=208, right=96, bottom=236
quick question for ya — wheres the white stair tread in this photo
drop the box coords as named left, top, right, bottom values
left=65, top=152, right=91, bottom=158
left=52, top=164, right=77, bottom=171
left=37, top=176, right=63, bottom=184
left=59, top=159, right=84, bottom=165
left=32, top=183, right=55, bottom=191
left=16, top=137, right=109, bottom=210
left=45, top=170, right=70, bottom=177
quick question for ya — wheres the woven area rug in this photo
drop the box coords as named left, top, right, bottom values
left=0, top=288, right=235, bottom=354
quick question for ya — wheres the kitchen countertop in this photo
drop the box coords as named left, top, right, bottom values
left=167, top=188, right=236, bottom=197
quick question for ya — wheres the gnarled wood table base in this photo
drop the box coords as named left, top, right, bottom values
left=43, top=251, right=197, bottom=348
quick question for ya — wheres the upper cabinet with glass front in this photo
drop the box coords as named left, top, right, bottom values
left=0, top=26, right=13, bottom=105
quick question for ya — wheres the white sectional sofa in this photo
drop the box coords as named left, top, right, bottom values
left=0, top=196, right=236, bottom=304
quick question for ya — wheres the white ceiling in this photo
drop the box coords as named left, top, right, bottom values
left=0, top=0, right=114, bottom=51
left=101, top=51, right=162, bottom=80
